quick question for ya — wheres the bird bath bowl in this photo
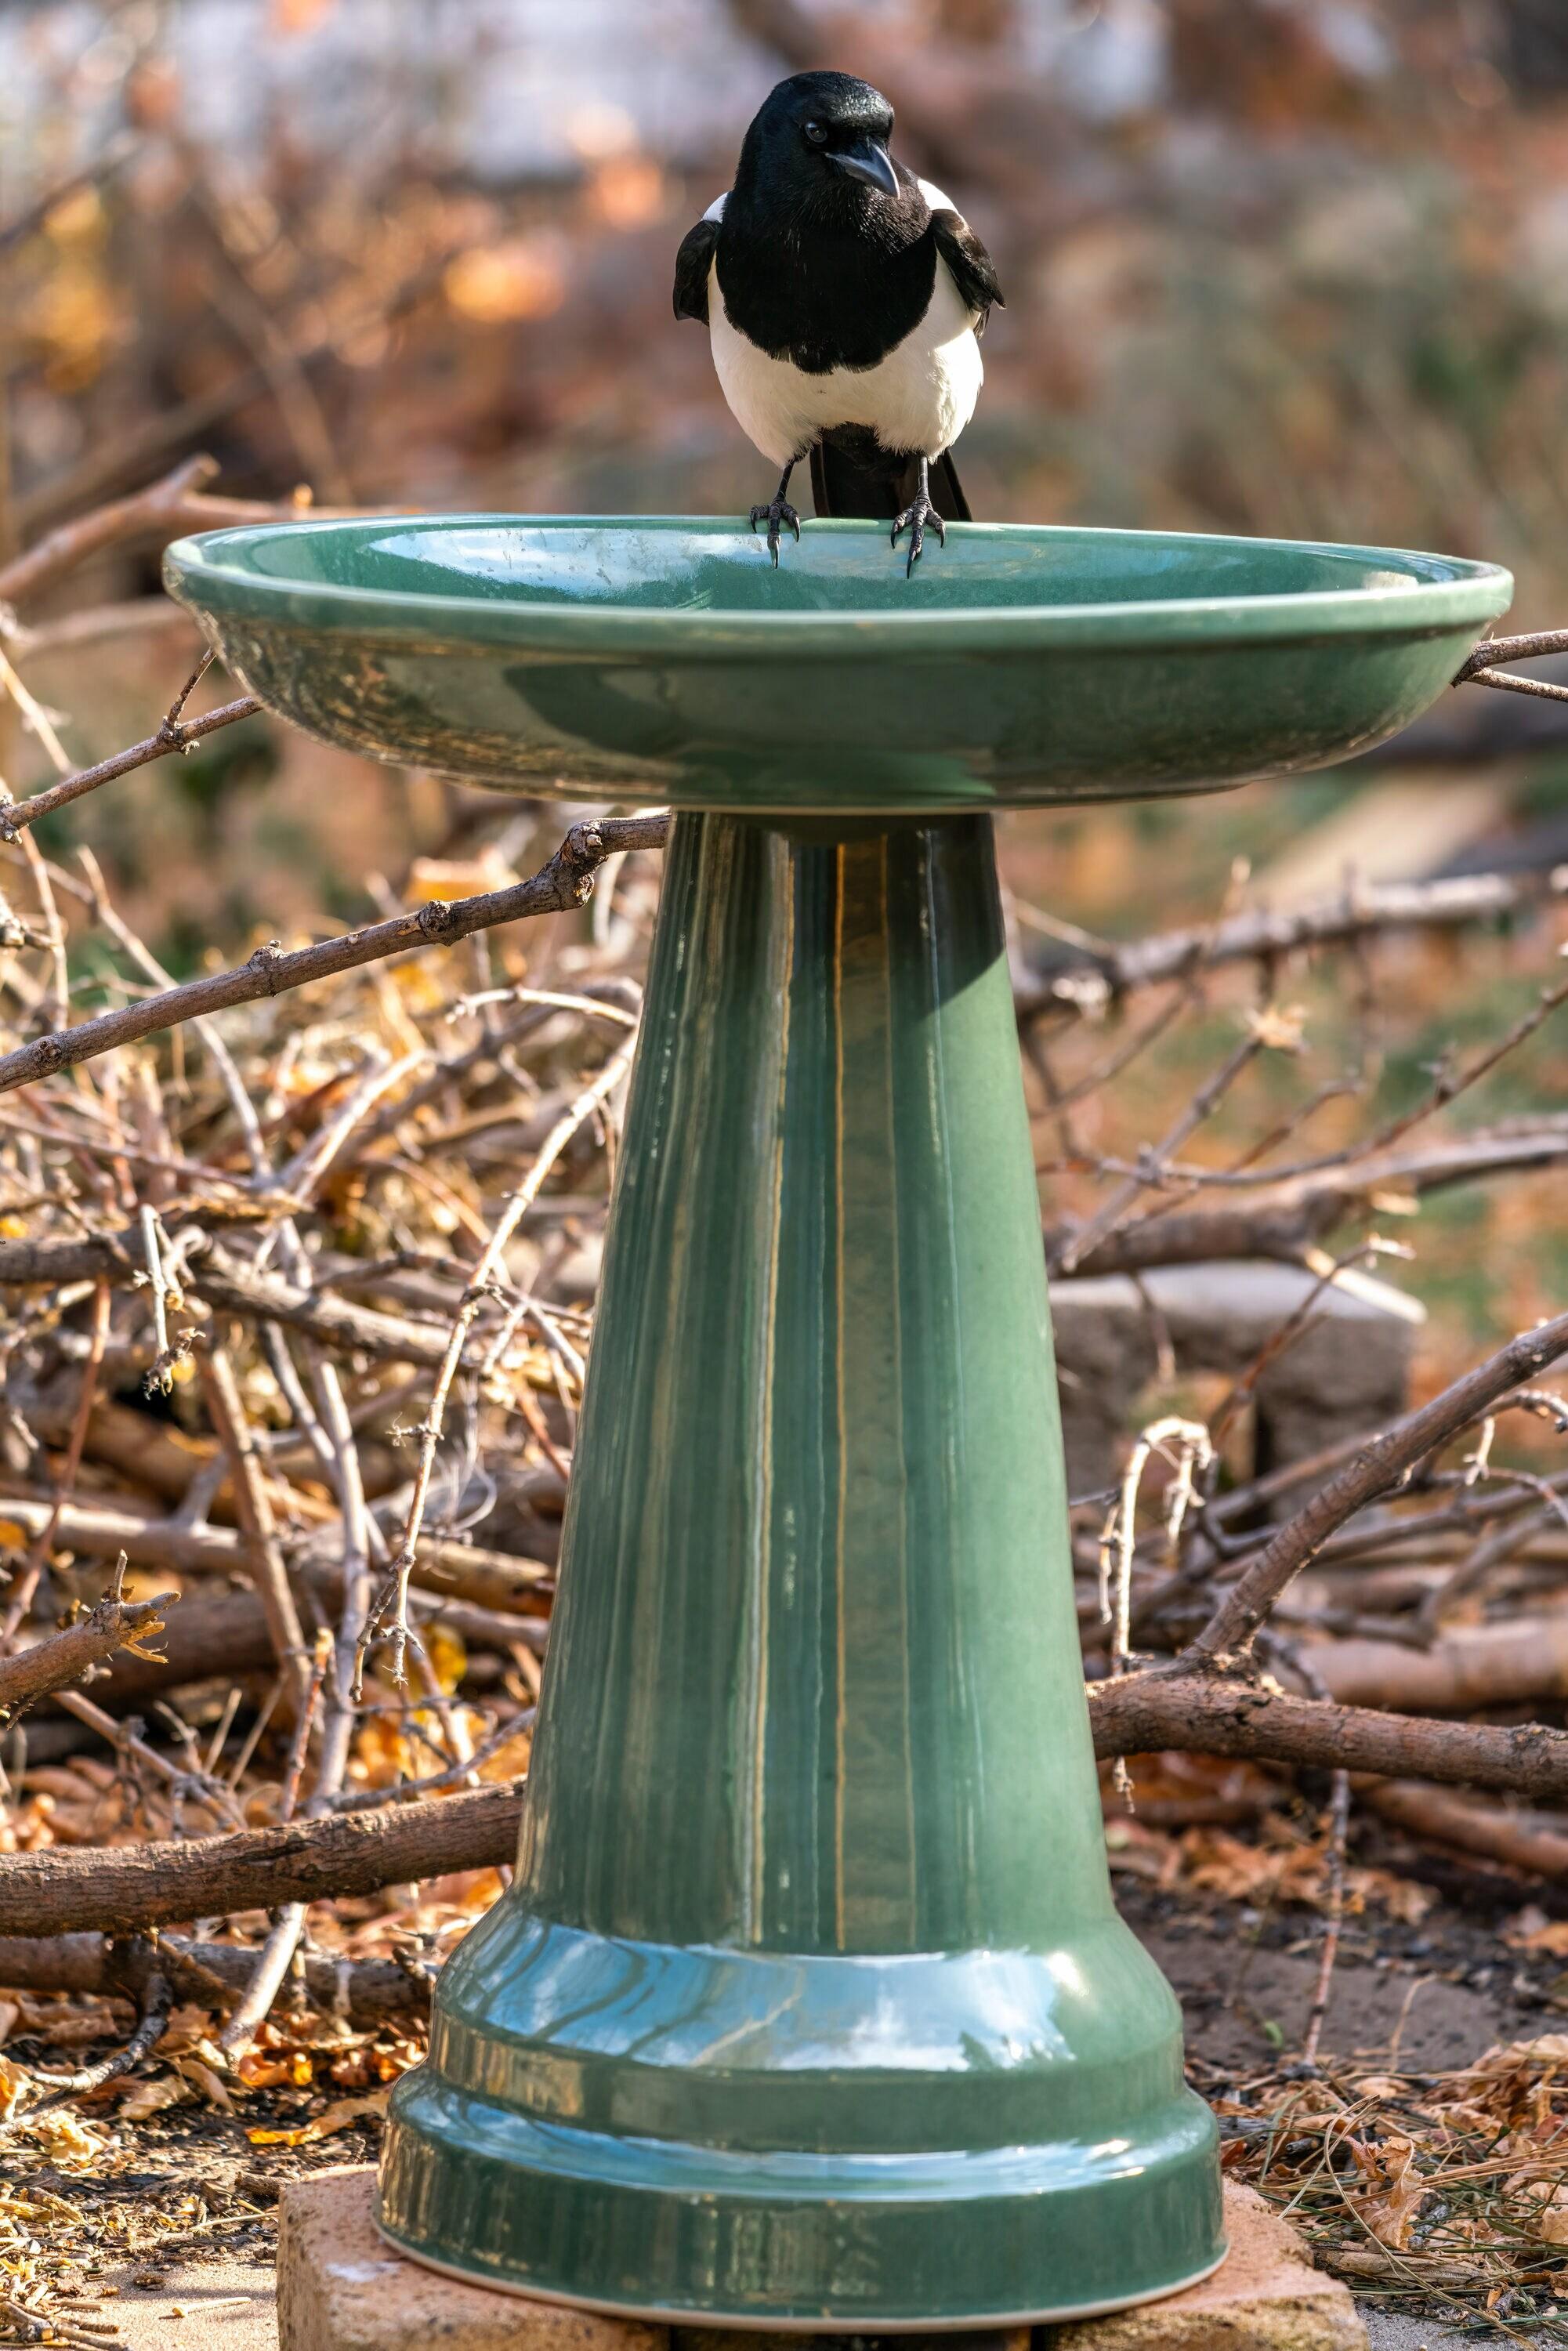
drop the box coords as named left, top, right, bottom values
left=166, top=518, right=1512, bottom=2328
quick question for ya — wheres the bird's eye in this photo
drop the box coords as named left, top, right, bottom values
left=802, top=120, right=827, bottom=146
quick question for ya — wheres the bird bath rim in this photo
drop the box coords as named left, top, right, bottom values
left=165, top=513, right=1512, bottom=657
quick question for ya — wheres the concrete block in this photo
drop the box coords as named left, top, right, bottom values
left=675, top=2334, right=1025, bottom=2351
left=1050, top=1261, right=1421, bottom=1495
left=1046, top=2184, right=1365, bottom=2349
left=277, top=2167, right=664, bottom=2351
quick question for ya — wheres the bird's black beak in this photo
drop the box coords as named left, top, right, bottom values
left=829, top=135, right=898, bottom=199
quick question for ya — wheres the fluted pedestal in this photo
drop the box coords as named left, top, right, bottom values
left=378, top=812, right=1222, bottom=2327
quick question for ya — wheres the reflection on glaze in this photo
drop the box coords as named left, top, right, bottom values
left=212, top=516, right=1493, bottom=614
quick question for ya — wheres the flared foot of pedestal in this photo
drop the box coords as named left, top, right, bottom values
left=378, top=2113, right=1222, bottom=2329
left=376, top=1913, right=1223, bottom=2327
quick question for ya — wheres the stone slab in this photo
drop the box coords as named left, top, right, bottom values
left=277, top=2172, right=1364, bottom=2351
left=1365, top=2320, right=1498, bottom=2350
left=675, top=2333, right=1027, bottom=2351
left=93, top=2255, right=277, bottom=2350
left=1046, top=2184, right=1365, bottom=2350
left=1052, top=1259, right=1424, bottom=1494
left=1372, top=2318, right=1530, bottom=2348
left=277, top=2166, right=663, bottom=2351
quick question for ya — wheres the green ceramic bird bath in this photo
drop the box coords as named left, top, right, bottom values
left=165, top=518, right=1512, bottom=2328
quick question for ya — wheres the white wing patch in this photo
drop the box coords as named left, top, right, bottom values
left=703, top=191, right=729, bottom=223
left=918, top=176, right=990, bottom=329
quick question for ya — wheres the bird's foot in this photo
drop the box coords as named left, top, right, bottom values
left=891, top=490, right=945, bottom=578
left=749, top=496, right=802, bottom=566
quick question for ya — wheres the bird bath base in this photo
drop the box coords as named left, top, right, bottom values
left=165, top=516, right=1513, bottom=2327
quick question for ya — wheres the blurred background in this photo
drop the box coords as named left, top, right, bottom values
left=4, top=0, right=1568, bottom=1366
left=10, top=0, right=1568, bottom=571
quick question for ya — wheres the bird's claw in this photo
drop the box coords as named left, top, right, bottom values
left=891, top=494, right=945, bottom=578
left=749, top=498, right=802, bottom=566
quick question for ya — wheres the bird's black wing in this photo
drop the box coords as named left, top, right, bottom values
left=673, top=215, right=722, bottom=324
left=930, top=208, right=1003, bottom=335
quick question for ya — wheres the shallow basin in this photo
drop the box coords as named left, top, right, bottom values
left=163, top=516, right=1512, bottom=811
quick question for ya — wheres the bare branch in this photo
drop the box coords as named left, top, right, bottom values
left=18, top=1668, right=1568, bottom=1939
left=1361, top=1779, right=1568, bottom=1878
left=367, top=1025, right=638, bottom=1683
left=1455, top=629, right=1568, bottom=691
left=0, top=1591, right=173, bottom=1720
left=1182, top=1307, right=1568, bottom=1665
left=4, top=598, right=201, bottom=661
left=0, top=1776, right=529, bottom=1937
left=1047, top=1118, right=1568, bottom=1277
left=1462, top=668, right=1568, bottom=705
left=0, top=130, right=139, bottom=262
left=1091, top=1672, right=1568, bottom=1808
left=197, top=1346, right=310, bottom=1706
left=0, top=692, right=259, bottom=842
left=1018, top=867, right=1568, bottom=1018
left=0, top=1960, right=172, bottom=2131
left=0, top=813, right=671, bottom=1096
left=0, top=453, right=369, bottom=613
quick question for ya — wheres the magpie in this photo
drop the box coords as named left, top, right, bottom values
left=674, top=71, right=1001, bottom=576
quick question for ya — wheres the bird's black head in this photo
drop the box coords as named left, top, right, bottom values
left=734, top=71, right=900, bottom=212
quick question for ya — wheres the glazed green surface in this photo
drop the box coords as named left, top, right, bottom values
left=378, top=813, right=1223, bottom=2322
left=183, top=514, right=1510, bottom=2315
left=163, top=516, right=1512, bottom=811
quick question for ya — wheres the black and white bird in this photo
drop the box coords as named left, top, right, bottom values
left=674, top=71, right=1002, bottom=576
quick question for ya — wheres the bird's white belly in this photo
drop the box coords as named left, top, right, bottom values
left=708, top=260, right=983, bottom=470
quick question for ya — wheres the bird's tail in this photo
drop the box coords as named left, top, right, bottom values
left=809, top=443, right=971, bottom=523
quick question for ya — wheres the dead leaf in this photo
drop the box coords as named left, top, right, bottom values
left=1246, top=1002, right=1307, bottom=1051
left=237, top=2049, right=313, bottom=2091
left=1352, top=2132, right=1426, bottom=2251
left=118, top=2078, right=184, bottom=2123
left=0, top=2052, right=27, bottom=2122
left=1508, top=1914, right=1568, bottom=1958
left=174, top=2055, right=234, bottom=2110
left=246, top=2089, right=386, bottom=2146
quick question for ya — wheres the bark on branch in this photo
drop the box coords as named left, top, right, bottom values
left=16, top=1672, right=1568, bottom=1934
left=0, top=454, right=367, bottom=613
left=0, top=1490, right=547, bottom=1605
left=1309, top=1615, right=1568, bottom=1715
left=1360, top=1778, right=1568, bottom=1878
left=4, top=1114, right=1553, bottom=1304
left=0, top=813, right=671, bottom=1097
left=0, top=694, right=260, bottom=842
left=1088, top=1673, right=1568, bottom=1802
left=1047, top=1121, right=1568, bottom=1277
left=1455, top=630, right=1568, bottom=707
left=0, top=1593, right=172, bottom=1719
left=0, top=1777, right=527, bottom=1936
